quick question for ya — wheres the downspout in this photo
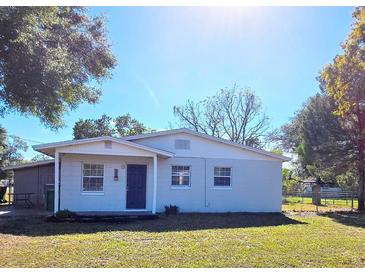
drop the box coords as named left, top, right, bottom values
left=58, top=156, right=61, bottom=211
left=204, top=159, right=207, bottom=208
left=37, top=165, right=40, bottom=206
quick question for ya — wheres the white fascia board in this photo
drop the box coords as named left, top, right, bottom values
left=33, top=136, right=174, bottom=158
left=124, top=128, right=290, bottom=161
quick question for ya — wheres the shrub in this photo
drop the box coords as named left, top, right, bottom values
left=55, top=209, right=77, bottom=219
left=164, top=205, right=179, bottom=216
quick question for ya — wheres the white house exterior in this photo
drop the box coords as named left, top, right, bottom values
left=33, top=128, right=290, bottom=214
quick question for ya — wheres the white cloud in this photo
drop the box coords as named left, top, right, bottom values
left=133, top=74, right=160, bottom=107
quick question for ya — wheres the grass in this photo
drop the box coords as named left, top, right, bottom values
left=283, top=196, right=358, bottom=212
left=1, top=212, right=365, bottom=267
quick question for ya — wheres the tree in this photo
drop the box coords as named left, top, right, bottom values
left=31, top=154, right=52, bottom=162
left=0, top=7, right=116, bottom=129
left=319, top=7, right=365, bottom=210
left=282, top=168, right=301, bottom=193
left=278, top=94, right=355, bottom=182
left=73, top=114, right=115, bottom=139
left=73, top=113, right=150, bottom=139
left=114, top=114, right=149, bottom=137
left=173, top=84, right=270, bottom=148
left=0, top=126, right=28, bottom=178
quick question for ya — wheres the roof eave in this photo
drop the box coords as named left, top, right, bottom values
left=32, top=136, right=174, bottom=158
left=2, top=160, right=54, bottom=171
left=125, top=128, right=291, bottom=161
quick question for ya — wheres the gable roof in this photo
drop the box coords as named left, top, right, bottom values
left=124, top=128, right=290, bottom=161
left=2, top=159, right=54, bottom=171
left=33, top=136, right=174, bottom=158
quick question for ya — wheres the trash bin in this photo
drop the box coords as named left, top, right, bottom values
left=45, top=187, right=54, bottom=211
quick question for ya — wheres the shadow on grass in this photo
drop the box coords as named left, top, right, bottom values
left=320, top=212, right=365, bottom=228
left=0, top=213, right=306, bottom=237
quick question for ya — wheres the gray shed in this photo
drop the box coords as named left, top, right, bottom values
left=3, top=160, right=54, bottom=209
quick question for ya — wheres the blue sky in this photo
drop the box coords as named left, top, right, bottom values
left=1, top=6, right=355, bottom=159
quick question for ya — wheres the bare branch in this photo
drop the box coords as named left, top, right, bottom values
left=173, top=84, right=271, bottom=148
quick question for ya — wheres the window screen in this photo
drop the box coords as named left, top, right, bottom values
left=171, top=166, right=190, bottom=186
left=82, top=163, right=104, bottom=191
left=214, top=167, right=231, bottom=187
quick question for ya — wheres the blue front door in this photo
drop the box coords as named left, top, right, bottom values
left=126, top=164, right=147, bottom=209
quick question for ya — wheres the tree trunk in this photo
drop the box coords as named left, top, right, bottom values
left=358, top=147, right=365, bottom=210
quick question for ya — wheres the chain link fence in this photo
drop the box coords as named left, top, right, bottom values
left=282, top=190, right=357, bottom=212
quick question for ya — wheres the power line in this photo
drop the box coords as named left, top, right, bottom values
left=8, top=135, right=44, bottom=144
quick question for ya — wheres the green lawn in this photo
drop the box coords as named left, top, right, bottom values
left=1, top=212, right=365, bottom=267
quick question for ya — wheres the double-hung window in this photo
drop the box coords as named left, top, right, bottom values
left=171, top=166, right=190, bottom=187
left=82, top=163, right=104, bottom=192
left=214, top=167, right=231, bottom=187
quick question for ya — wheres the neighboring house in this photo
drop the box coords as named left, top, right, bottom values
left=31, top=128, right=289, bottom=214
left=2, top=160, right=54, bottom=208
left=301, top=177, right=342, bottom=196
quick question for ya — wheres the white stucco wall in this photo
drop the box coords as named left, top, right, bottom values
left=156, top=157, right=282, bottom=213
left=57, top=134, right=284, bottom=213
left=59, top=154, right=153, bottom=212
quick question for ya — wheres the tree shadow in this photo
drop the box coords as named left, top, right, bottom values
left=0, top=213, right=306, bottom=237
left=320, top=212, right=365, bottom=228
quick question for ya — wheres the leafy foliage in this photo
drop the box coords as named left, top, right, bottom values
left=278, top=94, right=355, bottom=183
left=0, top=125, right=28, bottom=178
left=73, top=113, right=151, bottom=139
left=0, top=7, right=116, bottom=129
left=31, top=153, right=52, bottom=162
left=282, top=168, right=301, bottom=193
left=173, top=84, right=271, bottom=148
left=319, top=7, right=365, bottom=209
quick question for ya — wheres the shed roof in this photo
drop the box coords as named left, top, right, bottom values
left=2, top=160, right=54, bottom=171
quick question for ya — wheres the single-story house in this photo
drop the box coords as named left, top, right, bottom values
left=31, top=128, right=289, bottom=214
left=2, top=160, right=54, bottom=208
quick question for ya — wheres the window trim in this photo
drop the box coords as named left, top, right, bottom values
left=171, top=165, right=191, bottom=188
left=81, top=162, right=105, bottom=193
left=213, top=166, right=232, bottom=188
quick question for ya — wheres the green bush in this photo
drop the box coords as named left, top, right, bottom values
left=55, top=209, right=76, bottom=219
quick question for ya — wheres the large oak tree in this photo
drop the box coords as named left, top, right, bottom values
left=0, top=7, right=116, bottom=129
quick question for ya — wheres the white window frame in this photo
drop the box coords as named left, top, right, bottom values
left=171, top=165, right=191, bottom=189
left=213, top=167, right=232, bottom=189
left=81, top=163, right=105, bottom=194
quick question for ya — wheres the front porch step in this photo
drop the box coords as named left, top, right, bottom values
left=74, top=211, right=158, bottom=223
